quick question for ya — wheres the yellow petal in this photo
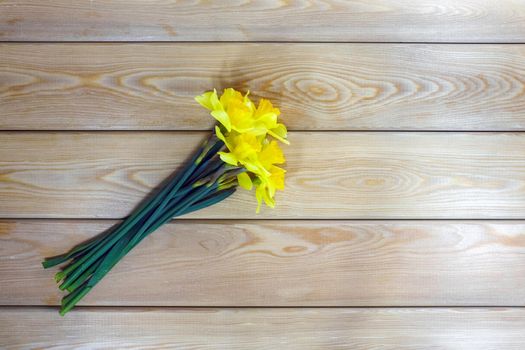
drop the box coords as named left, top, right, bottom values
left=218, top=152, right=238, bottom=166
left=232, top=133, right=262, bottom=158
left=268, top=130, right=290, bottom=145
left=195, top=89, right=221, bottom=111
left=227, top=102, right=255, bottom=131
left=255, top=184, right=264, bottom=213
left=237, top=172, right=253, bottom=190
left=259, top=140, right=285, bottom=168
left=243, top=160, right=268, bottom=176
left=268, top=165, right=286, bottom=193
left=255, top=98, right=280, bottom=118
left=211, top=110, right=232, bottom=132
left=256, top=112, right=278, bottom=129
left=262, top=187, right=275, bottom=208
left=215, top=125, right=226, bottom=143
left=270, top=123, right=289, bottom=144
left=220, top=88, right=243, bottom=108
left=243, top=90, right=256, bottom=112
left=194, top=92, right=214, bottom=111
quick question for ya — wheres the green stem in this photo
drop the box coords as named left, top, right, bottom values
left=51, top=151, right=200, bottom=282
left=51, top=134, right=236, bottom=315
left=58, top=185, right=236, bottom=315
left=42, top=223, right=120, bottom=268
left=87, top=182, right=218, bottom=288
left=45, top=137, right=221, bottom=271
left=59, top=286, right=92, bottom=316
left=65, top=256, right=104, bottom=293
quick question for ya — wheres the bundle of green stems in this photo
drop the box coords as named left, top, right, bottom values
left=42, top=134, right=238, bottom=315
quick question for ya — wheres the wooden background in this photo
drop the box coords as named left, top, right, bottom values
left=1, top=1, right=525, bottom=348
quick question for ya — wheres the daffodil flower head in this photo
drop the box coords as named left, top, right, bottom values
left=196, top=88, right=289, bottom=144
left=196, top=88, right=289, bottom=212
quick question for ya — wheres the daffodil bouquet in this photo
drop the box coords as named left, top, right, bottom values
left=43, top=88, right=288, bottom=315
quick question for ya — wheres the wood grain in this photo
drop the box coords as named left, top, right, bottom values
left=2, top=307, right=525, bottom=349
left=2, top=220, right=525, bottom=306
left=1, top=1, right=525, bottom=42
left=1, top=44, right=525, bottom=131
left=1, top=132, right=524, bottom=219
left=2, top=1, right=524, bottom=347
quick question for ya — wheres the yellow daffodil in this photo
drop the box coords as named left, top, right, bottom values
left=196, top=88, right=289, bottom=144
left=253, top=140, right=286, bottom=212
left=253, top=99, right=289, bottom=144
left=217, top=132, right=261, bottom=171
left=258, top=140, right=285, bottom=168
left=197, top=88, right=289, bottom=212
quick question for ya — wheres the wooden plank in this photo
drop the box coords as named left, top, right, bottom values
left=1, top=132, right=524, bottom=219
left=1, top=1, right=525, bottom=42
left=2, top=220, right=525, bottom=306
left=2, top=43, right=525, bottom=131
left=2, top=307, right=525, bottom=349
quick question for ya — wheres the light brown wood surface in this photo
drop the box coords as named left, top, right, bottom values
left=2, top=44, right=525, bottom=131
left=2, top=307, right=525, bottom=349
left=2, top=220, right=525, bottom=306
left=1, top=132, right=524, bottom=219
left=1, top=1, right=525, bottom=42
left=2, top=1, right=525, bottom=347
